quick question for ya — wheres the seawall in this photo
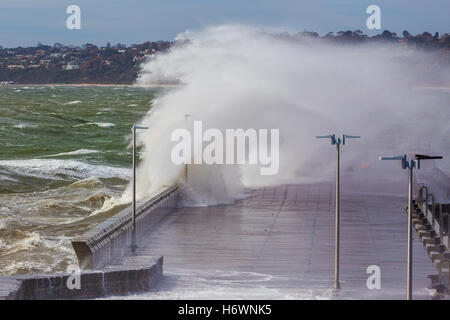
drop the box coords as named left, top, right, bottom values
left=0, top=185, right=179, bottom=300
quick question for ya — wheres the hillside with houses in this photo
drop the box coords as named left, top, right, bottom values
left=0, top=41, right=172, bottom=84
left=0, top=30, right=449, bottom=84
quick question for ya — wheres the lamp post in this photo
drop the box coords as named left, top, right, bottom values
left=131, top=125, right=149, bottom=254
left=316, top=134, right=360, bottom=290
left=379, top=153, right=442, bottom=300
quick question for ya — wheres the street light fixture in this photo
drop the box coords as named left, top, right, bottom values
left=131, top=125, right=149, bottom=254
left=379, top=153, right=443, bottom=300
left=316, top=134, right=360, bottom=289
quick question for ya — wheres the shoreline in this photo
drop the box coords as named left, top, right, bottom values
left=1, top=83, right=181, bottom=88
left=1, top=83, right=448, bottom=89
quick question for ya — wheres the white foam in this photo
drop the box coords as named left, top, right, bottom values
left=92, top=122, right=115, bottom=128
left=0, top=232, right=41, bottom=256
left=90, top=195, right=129, bottom=216
left=65, top=100, right=82, bottom=105
left=37, top=149, right=99, bottom=158
left=0, top=159, right=130, bottom=180
left=13, top=123, right=36, bottom=129
left=74, top=122, right=115, bottom=128
left=102, top=269, right=334, bottom=300
left=0, top=218, right=7, bottom=230
left=0, top=232, right=78, bottom=275
left=132, top=25, right=450, bottom=206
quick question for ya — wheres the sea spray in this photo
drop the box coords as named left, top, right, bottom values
left=124, top=25, right=450, bottom=206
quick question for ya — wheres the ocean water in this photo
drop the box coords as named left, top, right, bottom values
left=0, top=85, right=159, bottom=275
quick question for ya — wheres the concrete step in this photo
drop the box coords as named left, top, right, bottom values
left=412, top=212, right=425, bottom=219
left=415, top=224, right=432, bottom=231
left=438, top=268, right=449, bottom=275
left=434, top=259, right=449, bottom=269
left=422, top=236, right=441, bottom=246
left=429, top=283, right=448, bottom=295
left=427, top=244, right=447, bottom=254
left=428, top=274, right=450, bottom=297
left=428, top=274, right=449, bottom=285
left=412, top=217, right=428, bottom=225
left=420, top=230, right=437, bottom=239
left=429, top=251, right=444, bottom=261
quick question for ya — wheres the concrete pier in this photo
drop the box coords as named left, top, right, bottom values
left=2, top=166, right=448, bottom=299
left=115, top=169, right=441, bottom=299
left=0, top=256, right=162, bottom=300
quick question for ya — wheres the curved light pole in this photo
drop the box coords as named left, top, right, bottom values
left=131, top=125, right=149, bottom=254
left=316, top=134, right=360, bottom=290
left=379, top=153, right=442, bottom=300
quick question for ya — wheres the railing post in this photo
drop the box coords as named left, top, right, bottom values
left=447, top=211, right=450, bottom=248
left=439, top=203, right=444, bottom=241
left=428, top=193, right=436, bottom=229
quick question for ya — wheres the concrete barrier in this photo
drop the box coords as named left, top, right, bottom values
left=72, top=185, right=179, bottom=270
left=0, top=186, right=177, bottom=300
left=0, top=256, right=162, bottom=300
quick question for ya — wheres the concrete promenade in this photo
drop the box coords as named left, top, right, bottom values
left=120, top=169, right=437, bottom=299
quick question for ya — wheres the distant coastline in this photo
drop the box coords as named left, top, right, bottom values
left=1, top=83, right=181, bottom=87
left=2, top=84, right=448, bottom=90
left=1, top=31, right=449, bottom=85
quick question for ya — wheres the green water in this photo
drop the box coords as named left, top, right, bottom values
left=0, top=85, right=158, bottom=275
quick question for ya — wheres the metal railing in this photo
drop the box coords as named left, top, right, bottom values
left=417, top=185, right=449, bottom=246
left=416, top=184, right=449, bottom=297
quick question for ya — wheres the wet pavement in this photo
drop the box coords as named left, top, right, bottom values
left=118, top=169, right=437, bottom=299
